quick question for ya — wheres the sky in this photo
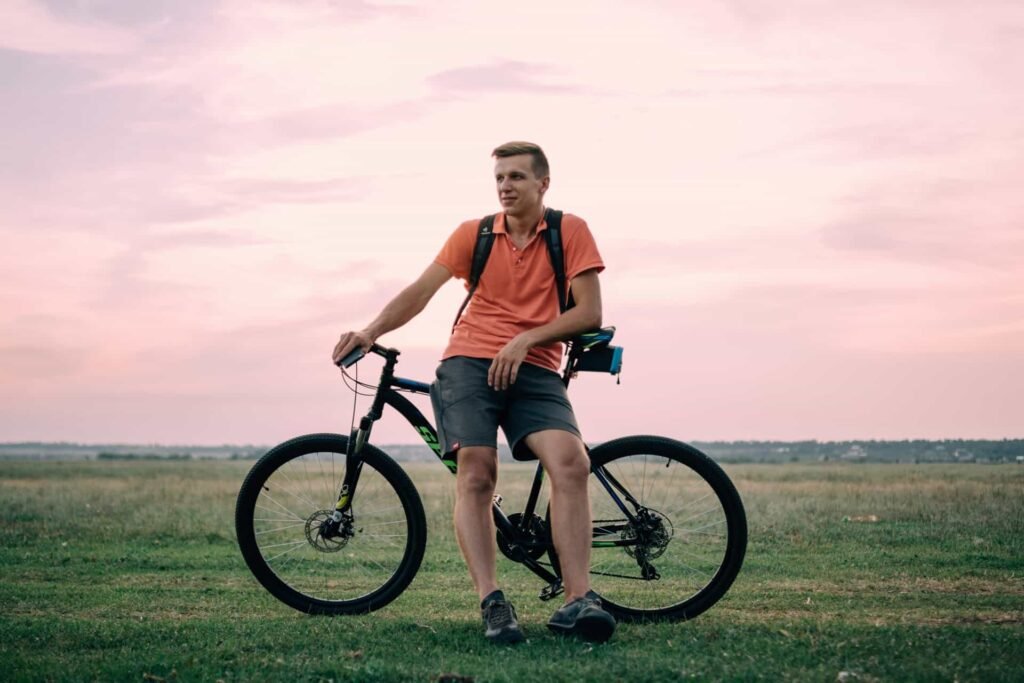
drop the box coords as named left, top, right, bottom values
left=1, top=0, right=1022, bottom=446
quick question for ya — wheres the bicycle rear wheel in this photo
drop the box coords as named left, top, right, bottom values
left=235, top=433, right=426, bottom=614
left=554, top=435, right=746, bottom=622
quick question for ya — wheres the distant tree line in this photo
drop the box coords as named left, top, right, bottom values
left=97, top=452, right=193, bottom=461
left=2, top=440, right=1021, bottom=463
left=692, top=439, right=1024, bottom=463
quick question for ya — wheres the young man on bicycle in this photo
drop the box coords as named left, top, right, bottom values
left=332, top=141, right=615, bottom=644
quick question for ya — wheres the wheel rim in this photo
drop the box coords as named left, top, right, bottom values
left=249, top=449, right=411, bottom=604
left=589, top=451, right=733, bottom=614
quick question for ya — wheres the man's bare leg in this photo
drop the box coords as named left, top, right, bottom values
left=525, top=430, right=592, bottom=601
left=527, top=429, right=616, bottom=642
left=454, top=446, right=524, bottom=643
left=453, top=446, right=500, bottom=600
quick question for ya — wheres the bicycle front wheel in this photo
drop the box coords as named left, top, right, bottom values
left=235, top=433, right=427, bottom=614
left=567, top=435, right=747, bottom=622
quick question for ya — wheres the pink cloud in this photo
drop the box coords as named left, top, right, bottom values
left=820, top=172, right=1024, bottom=269
left=259, top=101, right=434, bottom=142
left=428, top=61, right=582, bottom=95
left=0, top=0, right=140, bottom=55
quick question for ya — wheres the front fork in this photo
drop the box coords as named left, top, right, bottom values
left=324, top=421, right=371, bottom=534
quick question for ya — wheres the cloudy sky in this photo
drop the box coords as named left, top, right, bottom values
left=2, top=0, right=1021, bottom=445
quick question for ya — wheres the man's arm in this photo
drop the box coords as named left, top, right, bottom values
left=332, top=263, right=452, bottom=365
left=487, top=269, right=602, bottom=390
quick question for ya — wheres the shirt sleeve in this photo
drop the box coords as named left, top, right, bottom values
left=562, top=214, right=605, bottom=281
left=433, top=219, right=478, bottom=282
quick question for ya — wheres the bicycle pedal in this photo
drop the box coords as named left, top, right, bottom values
left=539, top=580, right=564, bottom=602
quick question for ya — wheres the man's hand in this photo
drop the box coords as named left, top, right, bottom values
left=332, top=330, right=374, bottom=367
left=488, top=332, right=536, bottom=390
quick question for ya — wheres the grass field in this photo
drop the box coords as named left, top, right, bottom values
left=1, top=458, right=1022, bottom=682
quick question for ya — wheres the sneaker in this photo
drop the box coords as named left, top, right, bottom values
left=547, top=590, right=616, bottom=643
left=481, top=590, right=525, bottom=644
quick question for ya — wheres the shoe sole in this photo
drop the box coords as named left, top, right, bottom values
left=487, top=627, right=526, bottom=645
left=547, top=612, right=616, bottom=643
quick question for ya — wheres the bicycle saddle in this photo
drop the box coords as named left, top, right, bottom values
left=568, top=327, right=622, bottom=376
left=573, top=326, right=616, bottom=350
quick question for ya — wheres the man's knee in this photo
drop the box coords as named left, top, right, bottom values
left=528, top=431, right=590, bottom=487
left=550, top=455, right=590, bottom=489
left=456, top=447, right=498, bottom=498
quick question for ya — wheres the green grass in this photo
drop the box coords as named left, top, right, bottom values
left=1, top=460, right=1022, bottom=682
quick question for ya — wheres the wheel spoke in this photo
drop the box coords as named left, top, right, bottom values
left=256, top=494, right=306, bottom=521
left=278, top=461, right=323, bottom=510
left=256, top=522, right=308, bottom=535
left=264, top=540, right=309, bottom=563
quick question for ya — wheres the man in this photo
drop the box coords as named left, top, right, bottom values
left=332, top=142, right=615, bottom=644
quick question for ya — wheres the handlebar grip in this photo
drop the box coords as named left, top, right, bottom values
left=336, top=346, right=366, bottom=369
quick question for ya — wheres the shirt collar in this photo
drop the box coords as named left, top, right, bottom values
left=492, top=208, right=548, bottom=235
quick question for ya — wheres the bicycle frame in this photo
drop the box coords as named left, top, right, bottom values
left=336, top=343, right=644, bottom=597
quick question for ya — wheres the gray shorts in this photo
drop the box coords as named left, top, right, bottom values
left=430, top=356, right=581, bottom=461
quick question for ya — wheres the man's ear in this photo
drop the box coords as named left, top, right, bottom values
left=540, top=176, right=551, bottom=195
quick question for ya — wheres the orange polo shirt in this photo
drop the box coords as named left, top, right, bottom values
left=434, top=211, right=605, bottom=372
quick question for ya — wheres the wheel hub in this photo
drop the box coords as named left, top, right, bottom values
left=622, top=507, right=673, bottom=561
left=305, top=509, right=350, bottom=553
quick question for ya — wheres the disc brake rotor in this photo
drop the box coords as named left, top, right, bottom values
left=621, top=508, right=673, bottom=560
left=305, top=509, right=349, bottom=553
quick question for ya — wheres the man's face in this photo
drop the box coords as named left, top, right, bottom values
left=494, top=154, right=549, bottom=217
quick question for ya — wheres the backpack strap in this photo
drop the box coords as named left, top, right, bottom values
left=451, top=214, right=497, bottom=332
left=542, top=208, right=574, bottom=313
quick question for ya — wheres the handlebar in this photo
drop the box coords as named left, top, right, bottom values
left=335, top=343, right=398, bottom=369
left=336, top=346, right=366, bottom=368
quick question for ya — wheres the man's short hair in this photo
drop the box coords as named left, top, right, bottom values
left=492, top=141, right=549, bottom=179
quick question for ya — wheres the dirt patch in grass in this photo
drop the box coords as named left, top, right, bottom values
left=6, top=605, right=224, bottom=621
left=737, top=479, right=1005, bottom=497
left=0, top=477, right=134, bottom=492
left=722, top=607, right=1024, bottom=627
left=108, top=573, right=251, bottom=589
left=749, top=575, right=1024, bottom=598
left=914, top=612, right=1024, bottom=626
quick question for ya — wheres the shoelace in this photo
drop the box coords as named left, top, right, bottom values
left=569, top=595, right=601, bottom=611
left=485, top=601, right=513, bottom=627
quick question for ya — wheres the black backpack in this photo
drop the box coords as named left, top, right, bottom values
left=451, top=208, right=573, bottom=332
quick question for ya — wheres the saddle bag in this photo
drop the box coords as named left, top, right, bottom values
left=575, top=345, right=623, bottom=374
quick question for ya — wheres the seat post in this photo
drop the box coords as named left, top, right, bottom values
left=521, top=463, right=547, bottom=522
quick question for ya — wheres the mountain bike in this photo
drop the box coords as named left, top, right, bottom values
left=235, top=328, right=747, bottom=621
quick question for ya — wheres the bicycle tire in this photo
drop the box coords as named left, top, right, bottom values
left=548, top=435, right=746, bottom=622
left=235, top=433, right=427, bottom=615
